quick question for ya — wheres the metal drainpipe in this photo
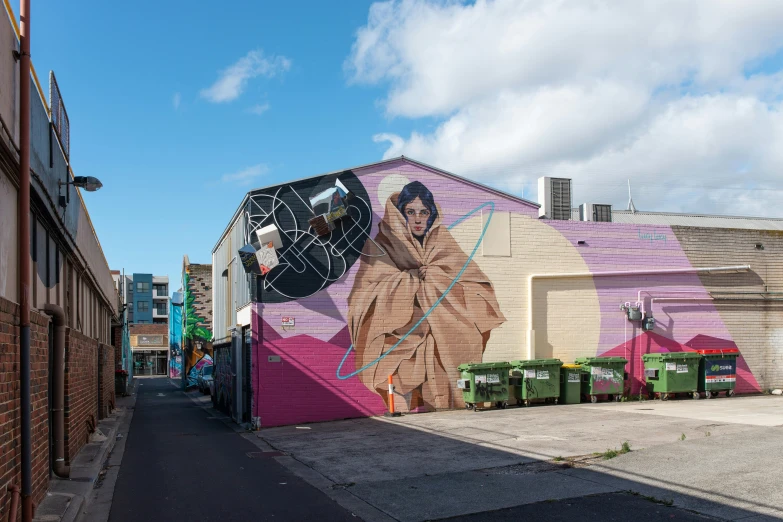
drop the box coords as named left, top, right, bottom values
left=17, top=0, right=34, bottom=519
left=525, top=265, right=751, bottom=359
left=42, top=304, right=69, bottom=478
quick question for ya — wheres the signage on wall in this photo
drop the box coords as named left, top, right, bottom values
left=281, top=316, right=295, bottom=328
left=136, top=335, right=165, bottom=346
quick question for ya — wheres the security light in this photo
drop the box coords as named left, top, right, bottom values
left=58, top=176, right=103, bottom=207
left=70, top=176, right=103, bottom=191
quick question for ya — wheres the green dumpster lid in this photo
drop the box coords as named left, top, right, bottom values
left=642, top=351, right=702, bottom=361
left=509, top=358, right=563, bottom=368
left=574, top=356, right=628, bottom=365
left=457, top=361, right=511, bottom=371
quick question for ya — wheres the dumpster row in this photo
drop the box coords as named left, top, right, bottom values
left=457, top=348, right=740, bottom=411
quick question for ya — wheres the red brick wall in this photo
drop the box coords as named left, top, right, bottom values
left=99, top=343, right=115, bottom=419
left=64, top=328, right=98, bottom=464
left=112, top=326, right=122, bottom=368
left=0, top=297, right=50, bottom=519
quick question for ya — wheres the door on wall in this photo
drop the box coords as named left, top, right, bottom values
left=242, top=327, right=252, bottom=423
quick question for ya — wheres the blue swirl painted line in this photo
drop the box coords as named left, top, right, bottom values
left=336, top=201, right=495, bottom=380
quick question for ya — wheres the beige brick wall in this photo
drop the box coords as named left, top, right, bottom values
left=674, top=227, right=783, bottom=390
left=451, top=213, right=601, bottom=365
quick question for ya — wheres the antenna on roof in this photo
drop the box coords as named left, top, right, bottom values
left=627, top=179, right=637, bottom=214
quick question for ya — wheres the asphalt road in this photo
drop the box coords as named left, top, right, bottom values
left=443, top=492, right=716, bottom=521
left=108, top=378, right=358, bottom=522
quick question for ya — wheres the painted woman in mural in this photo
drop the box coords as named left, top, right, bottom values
left=347, top=181, right=505, bottom=411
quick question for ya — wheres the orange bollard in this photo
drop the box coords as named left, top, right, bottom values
left=385, top=375, right=401, bottom=417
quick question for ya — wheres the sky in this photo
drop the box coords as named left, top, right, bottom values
left=15, top=0, right=783, bottom=296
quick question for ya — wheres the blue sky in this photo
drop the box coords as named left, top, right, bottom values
left=14, top=0, right=783, bottom=296
left=22, top=0, right=423, bottom=291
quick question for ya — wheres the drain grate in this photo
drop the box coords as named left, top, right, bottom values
left=246, top=451, right=286, bottom=458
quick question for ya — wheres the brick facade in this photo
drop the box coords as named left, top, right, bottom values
left=0, top=297, right=50, bottom=519
left=112, top=325, right=123, bottom=368
left=99, top=344, right=115, bottom=420
left=186, top=264, right=213, bottom=326
left=64, top=328, right=99, bottom=464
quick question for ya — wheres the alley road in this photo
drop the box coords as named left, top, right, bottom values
left=108, top=378, right=358, bottom=521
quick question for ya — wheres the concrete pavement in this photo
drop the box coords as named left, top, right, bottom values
left=253, top=395, right=783, bottom=521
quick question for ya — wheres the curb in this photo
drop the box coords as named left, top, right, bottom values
left=33, top=381, right=138, bottom=522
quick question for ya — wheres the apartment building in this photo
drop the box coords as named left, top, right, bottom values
left=114, top=273, right=171, bottom=375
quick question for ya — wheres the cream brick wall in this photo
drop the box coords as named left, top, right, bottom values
left=673, top=227, right=783, bottom=390
left=451, top=214, right=601, bottom=365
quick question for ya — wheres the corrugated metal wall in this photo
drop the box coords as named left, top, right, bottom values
left=212, top=211, right=251, bottom=339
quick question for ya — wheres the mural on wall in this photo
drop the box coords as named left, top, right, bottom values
left=246, top=170, right=375, bottom=303
left=248, top=159, right=769, bottom=428
left=169, top=297, right=183, bottom=378
left=187, top=353, right=213, bottom=388
left=183, top=270, right=213, bottom=388
left=347, top=181, right=505, bottom=411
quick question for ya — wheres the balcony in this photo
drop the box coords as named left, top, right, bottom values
left=153, top=308, right=169, bottom=318
left=153, top=290, right=169, bottom=299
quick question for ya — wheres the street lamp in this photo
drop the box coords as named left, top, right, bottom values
left=58, top=175, right=103, bottom=207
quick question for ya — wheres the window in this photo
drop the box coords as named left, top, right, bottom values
left=153, top=284, right=168, bottom=297
left=136, top=282, right=150, bottom=293
left=137, top=301, right=149, bottom=312
left=155, top=303, right=167, bottom=315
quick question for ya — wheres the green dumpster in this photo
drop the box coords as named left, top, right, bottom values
left=457, top=362, right=511, bottom=411
left=642, top=352, right=701, bottom=400
left=560, top=364, right=582, bottom=405
left=696, top=348, right=740, bottom=398
left=574, top=356, right=628, bottom=403
left=510, top=359, right=562, bottom=406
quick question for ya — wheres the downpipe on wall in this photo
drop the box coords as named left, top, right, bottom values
left=42, top=304, right=70, bottom=478
left=17, top=0, right=33, bottom=519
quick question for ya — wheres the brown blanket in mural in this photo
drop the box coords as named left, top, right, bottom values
left=347, top=194, right=505, bottom=410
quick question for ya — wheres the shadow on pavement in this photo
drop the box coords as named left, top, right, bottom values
left=255, top=403, right=783, bottom=522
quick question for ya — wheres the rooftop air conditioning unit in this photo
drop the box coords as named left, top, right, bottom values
left=538, top=177, right=572, bottom=220
left=579, top=203, right=612, bottom=222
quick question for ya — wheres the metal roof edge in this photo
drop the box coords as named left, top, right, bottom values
left=211, top=156, right=539, bottom=252
left=612, top=209, right=783, bottom=222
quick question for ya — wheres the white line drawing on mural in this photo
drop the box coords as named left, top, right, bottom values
left=243, top=184, right=387, bottom=300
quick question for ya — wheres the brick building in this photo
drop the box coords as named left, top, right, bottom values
left=0, top=3, right=120, bottom=515
left=211, top=157, right=783, bottom=428
left=180, top=256, right=213, bottom=388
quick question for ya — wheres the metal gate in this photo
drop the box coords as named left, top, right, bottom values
left=242, top=327, right=252, bottom=423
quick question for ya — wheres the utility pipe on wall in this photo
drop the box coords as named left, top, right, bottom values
left=17, top=0, right=33, bottom=519
left=42, top=304, right=70, bottom=478
left=526, top=265, right=751, bottom=360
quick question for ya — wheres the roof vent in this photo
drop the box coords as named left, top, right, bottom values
left=579, top=203, right=612, bottom=222
left=538, top=177, right=572, bottom=220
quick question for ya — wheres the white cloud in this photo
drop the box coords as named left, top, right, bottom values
left=248, top=102, right=270, bottom=116
left=201, top=50, right=291, bottom=103
left=349, top=0, right=783, bottom=215
left=173, top=92, right=181, bottom=110
left=221, top=164, right=269, bottom=186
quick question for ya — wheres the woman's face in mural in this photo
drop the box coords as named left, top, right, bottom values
left=403, top=197, right=431, bottom=238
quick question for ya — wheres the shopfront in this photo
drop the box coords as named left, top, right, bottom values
left=132, top=349, right=169, bottom=376
left=129, top=327, right=169, bottom=376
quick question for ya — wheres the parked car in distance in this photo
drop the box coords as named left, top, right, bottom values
left=198, top=365, right=214, bottom=395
